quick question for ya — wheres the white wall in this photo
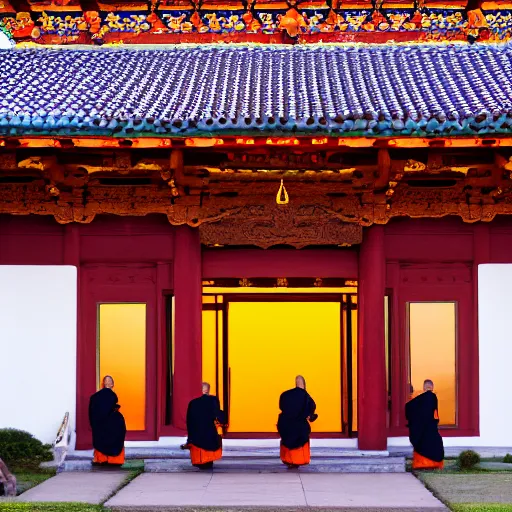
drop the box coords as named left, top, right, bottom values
left=389, top=263, right=512, bottom=450
left=472, top=264, right=512, bottom=446
left=0, top=266, right=77, bottom=445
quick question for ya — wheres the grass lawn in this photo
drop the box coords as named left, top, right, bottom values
left=451, top=505, right=512, bottom=512
left=0, top=504, right=104, bottom=512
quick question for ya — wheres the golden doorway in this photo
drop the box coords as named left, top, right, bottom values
left=202, top=286, right=358, bottom=436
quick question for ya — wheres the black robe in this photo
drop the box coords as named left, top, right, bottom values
left=405, top=390, right=444, bottom=463
left=89, top=388, right=126, bottom=457
left=186, top=394, right=225, bottom=452
left=277, top=387, right=317, bottom=450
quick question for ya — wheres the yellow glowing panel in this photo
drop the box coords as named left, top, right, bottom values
left=228, top=302, right=342, bottom=433
left=98, top=303, right=146, bottom=431
left=351, top=308, right=358, bottom=433
left=409, top=302, right=456, bottom=426
left=204, top=287, right=357, bottom=295
left=202, top=310, right=218, bottom=397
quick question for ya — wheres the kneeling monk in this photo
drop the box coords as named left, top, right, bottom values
left=406, top=379, right=444, bottom=470
left=89, top=375, right=126, bottom=466
left=184, top=382, right=226, bottom=469
left=277, top=375, right=318, bottom=468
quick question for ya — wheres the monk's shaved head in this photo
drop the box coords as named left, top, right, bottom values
left=202, top=382, right=211, bottom=395
left=103, top=375, right=114, bottom=389
left=296, top=375, right=306, bottom=389
left=423, top=379, right=434, bottom=391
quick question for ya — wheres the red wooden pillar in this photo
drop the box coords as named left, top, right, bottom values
left=357, top=225, right=387, bottom=450
left=173, top=226, right=202, bottom=430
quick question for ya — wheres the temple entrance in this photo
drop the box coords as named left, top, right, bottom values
left=202, top=284, right=358, bottom=436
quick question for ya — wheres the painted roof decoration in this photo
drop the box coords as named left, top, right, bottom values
left=0, top=0, right=508, bottom=45
left=1, top=44, right=512, bottom=137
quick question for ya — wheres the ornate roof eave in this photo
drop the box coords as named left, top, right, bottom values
left=2, top=134, right=512, bottom=149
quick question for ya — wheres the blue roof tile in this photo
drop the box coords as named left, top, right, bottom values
left=1, top=44, right=512, bottom=137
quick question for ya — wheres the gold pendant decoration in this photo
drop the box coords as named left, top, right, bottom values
left=276, top=179, right=289, bottom=205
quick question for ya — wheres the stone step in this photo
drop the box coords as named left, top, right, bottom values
left=59, top=456, right=405, bottom=473
left=67, top=448, right=389, bottom=460
left=144, top=456, right=406, bottom=474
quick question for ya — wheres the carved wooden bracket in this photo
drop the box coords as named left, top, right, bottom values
left=199, top=204, right=363, bottom=248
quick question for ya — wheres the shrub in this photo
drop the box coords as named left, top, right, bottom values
left=503, top=453, right=512, bottom=464
left=0, top=429, right=53, bottom=469
left=457, top=449, right=481, bottom=470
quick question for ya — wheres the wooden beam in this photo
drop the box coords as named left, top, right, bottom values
left=8, top=0, right=32, bottom=12
left=374, top=149, right=391, bottom=190
left=3, top=136, right=512, bottom=150
left=79, top=0, right=101, bottom=12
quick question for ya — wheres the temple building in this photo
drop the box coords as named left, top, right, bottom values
left=1, top=0, right=512, bottom=454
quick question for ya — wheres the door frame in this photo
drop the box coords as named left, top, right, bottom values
left=78, top=266, right=158, bottom=446
left=202, top=292, right=357, bottom=438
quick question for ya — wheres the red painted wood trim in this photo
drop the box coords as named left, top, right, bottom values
left=156, top=262, right=172, bottom=437
left=173, top=227, right=202, bottom=430
left=397, top=282, right=474, bottom=435
left=470, top=224, right=489, bottom=437
left=386, top=262, right=402, bottom=432
left=76, top=267, right=159, bottom=448
left=63, top=225, right=83, bottom=448
left=202, top=248, right=358, bottom=279
left=358, top=226, right=387, bottom=450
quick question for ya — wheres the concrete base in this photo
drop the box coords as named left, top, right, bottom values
left=144, top=456, right=405, bottom=473
left=68, top=447, right=390, bottom=460
left=105, top=473, right=445, bottom=510
left=62, top=448, right=404, bottom=474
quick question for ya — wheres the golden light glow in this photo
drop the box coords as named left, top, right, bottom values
left=351, top=307, right=358, bottom=432
left=204, top=287, right=357, bottom=294
left=266, top=138, right=300, bottom=145
left=201, top=309, right=223, bottom=405
left=409, top=302, right=456, bottom=426
left=98, top=303, right=146, bottom=431
left=227, top=301, right=342, bottom=433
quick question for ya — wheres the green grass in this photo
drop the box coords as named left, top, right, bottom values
left=0, top=505, right=105, bottom=512
left=451, top=505, right=512, bottom=512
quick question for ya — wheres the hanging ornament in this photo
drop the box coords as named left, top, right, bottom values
left=276, top=179, right=289, bottom=205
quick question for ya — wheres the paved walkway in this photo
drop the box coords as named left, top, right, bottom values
left=105, top=473, right=446, bottom=510
left=16, top=471, right=127, bottom=504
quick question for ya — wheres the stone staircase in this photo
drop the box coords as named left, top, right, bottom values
left=62, top=447, right=406, bottom=473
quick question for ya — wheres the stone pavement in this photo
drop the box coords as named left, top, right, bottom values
left=16, top=471, right=127, bottom=504
left=105, top=472, right=446, bottom=510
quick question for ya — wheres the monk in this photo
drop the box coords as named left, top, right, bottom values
left=89, top=375, right=126, bottom=466
left=277, top=375, right=318, bottom=468
left=182, top=382, right=225, bottom=470
left=406, top=379, right=444, bottom=470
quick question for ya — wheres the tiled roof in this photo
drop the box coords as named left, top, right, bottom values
left=1, top=44, right=512, bottom=137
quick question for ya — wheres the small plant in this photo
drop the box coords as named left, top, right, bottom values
left=456, top=449, right=481, bottom=470
left=0, top=429, right=53, bottom=470
left=503, top=453, right=512, bottom=464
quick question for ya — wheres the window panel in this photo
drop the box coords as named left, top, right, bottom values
left=408, top=302, right=457, bottom=426
left=98, top=303, right=146, bottom=431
